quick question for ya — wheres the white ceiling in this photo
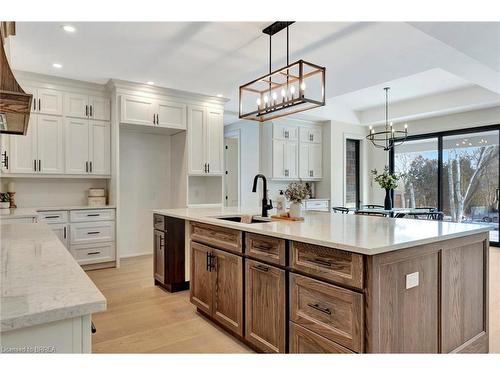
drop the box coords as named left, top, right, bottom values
left=9, top=21, right=500, bottom=125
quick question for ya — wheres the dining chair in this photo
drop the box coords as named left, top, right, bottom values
left=332, top=207, right=349, bottom=214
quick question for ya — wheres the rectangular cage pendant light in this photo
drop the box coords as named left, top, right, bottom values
left=238, top=22, right=326, bottom=122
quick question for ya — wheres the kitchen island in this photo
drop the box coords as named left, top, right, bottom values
left=153, top=207, right=490, bottom=354
left=0, top=222, right=106, bottom=353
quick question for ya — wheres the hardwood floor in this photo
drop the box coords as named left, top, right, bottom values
left=86, top=255, right=252, bottom=353
left=87, top=248, right=500, bottom=353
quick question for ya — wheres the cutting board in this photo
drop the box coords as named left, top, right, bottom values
left=271, top=214, right=304, bottom=221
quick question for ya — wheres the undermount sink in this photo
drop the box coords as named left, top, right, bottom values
left=215, top=215, right=271, bottom=224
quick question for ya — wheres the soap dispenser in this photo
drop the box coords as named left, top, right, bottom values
left=276, top=190, right=286, bottom=216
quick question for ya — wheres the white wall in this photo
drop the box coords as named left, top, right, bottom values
left=119, top=128, right=171, bottom=257
left=367, top=106, right=500, bottom=204
left=0, top=177, right=108, bottom=207
left=224, top=120, right=260, bottom=208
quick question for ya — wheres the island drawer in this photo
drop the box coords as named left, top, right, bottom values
left=190, top=222, right=242, bottom=253
left=290, top=241, right=364, bottom=289
left=289, top=273, right=363, bottom=353
left=38, top=210, right=68, bottom=224
left=70, top=209, right=115, bottom=223
left=245, top=233, right=285, bottom=266
left=289, top=322, right=354, bottom=353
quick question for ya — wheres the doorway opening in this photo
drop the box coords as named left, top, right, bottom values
left=224, top=131, right=240, bottom=207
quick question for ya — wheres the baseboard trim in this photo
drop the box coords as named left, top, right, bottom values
left=120, top=251, right=153, bottom=259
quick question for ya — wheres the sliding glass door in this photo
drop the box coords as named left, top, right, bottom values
left=442, top=130, right=499, bottom=242
left=391, top=126, right=500, bottom=245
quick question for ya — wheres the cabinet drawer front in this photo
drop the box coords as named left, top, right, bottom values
left=153, top=214, right=166, bottom=231
left=70, top=221, right=115, bottom=245
left=305, top=200, right=329, bottom=210
left=38, top=210, right=68, bottom=224
left=71, top=242, right=115, bottom=265
left=289, top=322, right=354, bottom=353
left=190, top=222, right=242, bottom=253
left=290, top=241, right=363, bottom=289
left=289, top=273, right=363, bottom=352
left=245, top=259, right=286, bottom=353
left=245, top=233, right=285, bottom=266
left=70, top=209, right=115, bottom=222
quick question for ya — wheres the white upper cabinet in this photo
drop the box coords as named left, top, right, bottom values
left=273, top=123, right=298, bottom=140
left=37, top=115, right=64, bottom=174
left=299, top=143, right=322, bottom=179
left=89, top=121, right=110, bottom=175
left=10, top=115, right=64, bottom=174
left=206, top=108, right=223, bottom=174
left=24, top=86, right=63, bottom=115
left=187, top=105, right=223, bottom=175
left=66, top=93, right=110, bottom=121
left=65, top=118, right=90, bottom=174
left=65, top=118, right=110, bottom=176
left=120, top=95, right=156, bottom=126
left=300, top=126, right=322, bottom=144
left=157, top=101, right=186, bottom=129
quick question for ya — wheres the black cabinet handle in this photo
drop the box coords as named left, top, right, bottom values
left=33, top=98, right=36, bottom=111
left=34, top=159, right=37, bottom=172
left=207, top=163, right=210, bottom=173
left=156, top=114, right=159, bottom=124
left=307, top=303, right=332, bottom=315
left=153, top=114, right=156, bottom=124
left=38, top=99, right=41, bottom=111
left=254, top=264, right=269, bottom=272
left=1, top=151, right=8, bottom=169
left=63, top=226, right=67, bottom=239
left=90, top=161, right=93, bottom=173
left=86, top=161, right=89, bottom=173
left=85, top=105, right=88, bottom=117
left=90, top=105, right=93, bottom=118
left=206, top=252, right=210, bottom=271
left=87, top=251, right=101, bottom=255
left=87, top=231, right=100, bottom=235
left=91, top=322, right=96, bottom=334
left=45, top=215, right=60, bottom=219
left=87, top=213, right=100, bottom=217
left=38, top=160, right=41, bottom=172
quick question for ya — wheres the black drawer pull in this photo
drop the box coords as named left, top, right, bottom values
left=307, top=303, right=332, bottom=315
left=45, top=215, right=60, bottom=219
left=310, top=258, right=332, bottom=267
left=87, top=213, right=100, bottom=217
left=254, top=264, right=269, bottom=272
left=87, top=251, right=101, bottom=255
left=87, top=231, right=100, bottom=235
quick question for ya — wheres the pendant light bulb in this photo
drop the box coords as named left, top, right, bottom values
left=256, top=97, right=261, bottom=106
left=272, top=92, right=277, bottom=101
left=281, top=88, right=286, bottom=98
left=263, top=95, right=269, bottom=104
left=300, top=82, right=306, bottom=91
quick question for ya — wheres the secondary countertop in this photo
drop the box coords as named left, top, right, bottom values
left=0, top=205, right=116, bottom=219
left=153, top=207, right=490, bottom=255
left=0, top=222, right=106, bottom=332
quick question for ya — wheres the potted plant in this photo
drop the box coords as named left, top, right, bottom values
left=371, top=167, right=403, bottom=210
left=0, top=192, right=10, bottom=209
left=284, top=181, right=309, bottom=218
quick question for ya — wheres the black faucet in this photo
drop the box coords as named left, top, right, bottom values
left=252, top=174, right=273, bottom=218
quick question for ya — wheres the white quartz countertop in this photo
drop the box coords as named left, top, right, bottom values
left=0, top=205, right=116, bottom=219
left=153, top=207, right=490, bottom=255
left=0, top=223, right=106, bottom=332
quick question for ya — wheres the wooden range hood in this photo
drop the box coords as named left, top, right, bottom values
left=0, top=21, right=33, bottom=135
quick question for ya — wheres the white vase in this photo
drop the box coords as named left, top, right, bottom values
left=289, top=202, right=302, bottom=218
left=0, top=202, right=10, bottom=209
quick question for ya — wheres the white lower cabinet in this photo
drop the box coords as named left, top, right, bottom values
left=39, top=208, right=116, bottom=266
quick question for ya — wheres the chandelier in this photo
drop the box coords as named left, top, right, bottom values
left=366, top=87, right=408, bottom=151
left=239, top=22, right=326, bottom=122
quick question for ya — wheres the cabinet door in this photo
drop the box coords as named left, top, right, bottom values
left=90, top=96, right=110, bottom=121
left=245, top=259, right=286, bottom=353
left=65, top=92, right=89, bottom=119
left=212, top=248, right=243, bottom=336
left=309, top=127, right=322, bottom=143
left=286, top=141, right=298, bottom=179
left=89, top=121, right=110, bottom=175
left=157, top=101, right=186, bottom=129
left=154, top=230, right=165, bottom=283
left=272, top=139, right=286, bottom=178
left=187, top=106, right=206, bottom=174
left=37, top=115, right=64, bottom=174
left=299, top=143, right=310, bottom=179
left=49, top=223, right=69, bottom=249
left=37, top=88, right=63, bottom=115
left=65, top=118, right=89, bottom=174
left=120, top=95, right=155, bottom=126
left=274, top=123, right=298, bottom=140
left=190, top=242, right=213, bottom=314
left=9, top=115, right=37, bottom=173
left=206, top=108, right=223, bottom=175
left=309, top=143, right=322, bottom=178
left=0, top=134, right=10, bottom=174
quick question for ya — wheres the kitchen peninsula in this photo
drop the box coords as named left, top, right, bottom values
left=153, top=207, right=490, bottom=353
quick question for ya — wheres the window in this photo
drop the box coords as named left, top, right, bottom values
left=345, top=139, right=360, bottom=209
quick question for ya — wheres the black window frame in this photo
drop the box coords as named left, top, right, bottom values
left=345, top=138, right=361, bottom=210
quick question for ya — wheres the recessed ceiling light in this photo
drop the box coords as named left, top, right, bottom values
left=216, top=94, right=223, bottom=98
left=147, top=81, right=155, bottom=85
left=61, top=25, right=76, bottom=33
left=52, top=63, right=63, bottom=69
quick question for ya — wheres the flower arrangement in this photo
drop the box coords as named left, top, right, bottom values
left=0, top=192, right=9, bottom=202
left=284, top=181, right=309, bottom=204
left=371, top=166, right=403, bottom=190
